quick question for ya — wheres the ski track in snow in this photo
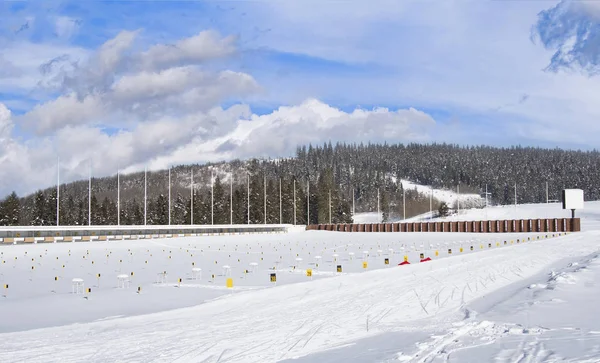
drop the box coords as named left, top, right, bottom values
left=387, top=248, right=600, bottom=363
left=0, top=231, right=598, bottom=362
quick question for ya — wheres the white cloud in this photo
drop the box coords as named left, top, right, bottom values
left=112, top=66, right=204, bottom=101
left=7, top=0, right=600, bottom=197
left=222, top=99, right=435, bottom=158
left=0, top=97, right=439, bottom=197
left=21, top=93, right=105, bottom=134
left=232, top=0, right=600, bottom=147
left=0, top=27, right=261, bottom=196
left=0, top=103, right=53, bottom=196
left=16, top=29, right=258, bottom=136
left=0, top=103, right=12, bottom=140
left=139, top=30, right=237, bottom=70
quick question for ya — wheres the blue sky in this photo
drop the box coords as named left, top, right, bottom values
left=1, top=0, right=600, bottom=196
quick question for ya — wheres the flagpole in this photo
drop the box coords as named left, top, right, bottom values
left=247, top=173, right=250, bottom=224
left=306, top=182, right=309, bottom=225
left=56, top=157, right=60, bottom=226
left=88, top=160, right=92, bottom=226
left=117, top=167, right=120, bottom=226
left=328, top=189, right=331, bottom=224
left=168, top=167, right=171, bottom=225
left=211, top=169, right=214, bottom=225
left=144, top=166, right=147, bottom=226
left=190, top=168, right=194, bottom=225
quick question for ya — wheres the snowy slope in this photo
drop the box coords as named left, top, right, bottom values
left=399, top=179, right=484, bottom=208
left=353, top=179, right=485, bottom=223
left=0, top=202, right=599, bottom=362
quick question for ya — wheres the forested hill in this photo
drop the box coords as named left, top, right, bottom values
left=1, top=142, right=598, bottom=226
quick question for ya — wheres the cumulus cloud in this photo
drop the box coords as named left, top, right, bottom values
left=22, top=93, right=106, bottom=134
left=220, top=99, right=435, bottom=158
left=0, top=24, right=439, bottom=198
left=0, top=103, right=51, bottom=196
left=0, top=97, right=438, bottom=196
left=138, top=30, right=237, bottom=70
left=18, top=30, right=258, bottom=135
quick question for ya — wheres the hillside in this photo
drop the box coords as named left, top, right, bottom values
left=1, top=142, right=598, bottom=226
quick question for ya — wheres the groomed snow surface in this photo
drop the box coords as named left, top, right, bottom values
left=1, top=203, right=600, bottom=362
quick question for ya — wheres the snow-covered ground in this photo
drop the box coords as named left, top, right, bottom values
left=0, top=202, right=598, bottom=362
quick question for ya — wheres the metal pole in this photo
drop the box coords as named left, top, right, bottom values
left=429, top=186, right=432, bottom=218
left=546, top=181, right=549, bottom=203
left=377, top=188, right=380, bottom=223
left=485, top=184, right=488, bottom=208
left=247, top=173, right=250, bottom=225
left=352, top=188, right=355, bottom=217
left=57, top=157, right=60, bottom=226
left=264, top=175, right=266, bottom=225
left=211, top=170, right=214, bottom=225
left=230, top=173, right=233, bottom=225
left=191, top=168, right=194, bottom=225
left=117, top=167, right=120, bottom=226
left=306, top=182, right=309, bottom=225
left=403, top=187, right=406, bottom=220
left=279, top=178, right=282, bottom=224
left=144, top=166, right=147, bottom=226
left=457, top=184, right=460, bottom=214
left=168, top=167, right=171, bottom=225
left=89, top=161, right=92, bottom=226
left=329, top=189, right=332, bottom=224
left=514, top=183, right=517, bottom=210
left=293, top=179, right=296, bottom=225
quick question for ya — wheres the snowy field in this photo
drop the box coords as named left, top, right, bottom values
left=0, top=202, right=599, bottom=362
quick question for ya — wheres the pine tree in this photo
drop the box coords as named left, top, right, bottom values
left=438, top=202, right=449, bottom=217
left=213, top=176, right=226, bottom=224
left=195, top=192, right=210, bottom=225
left=63, top=195, right=76, bottom=225
left=90, top=195, right=100, bottom=225
left=249, top=173, right=264, bottom=224
left=307, top=181, right=319, bottom=225
left=31, top=191, right=46, bottom=226
left=152, top=194, right=168, bottom=225
left=295, top=180, right=307, bottom=225
left=130, top=199, right=143, bottom=225
left=44, top=189, right=57, bottom=226
left=232, top=187, right=247, bottom=224
left=77, top=199, right=86, bottom=226
left=281, top=179, right=294, bottom=224
left=172, top=193, right=188, bottom=225
left=99, top=197, right=110, bottom=225
left=265, top=178, right=279, bottom=224
left=0, top=192, right=20, bottom=226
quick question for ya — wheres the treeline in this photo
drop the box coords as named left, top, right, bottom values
left=0, top=166, right=360, bottom=226
left=4, top=141, right=593, bottom=226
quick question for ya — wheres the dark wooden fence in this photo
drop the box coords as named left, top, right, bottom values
left=306, top=218, right=581, bottom=233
